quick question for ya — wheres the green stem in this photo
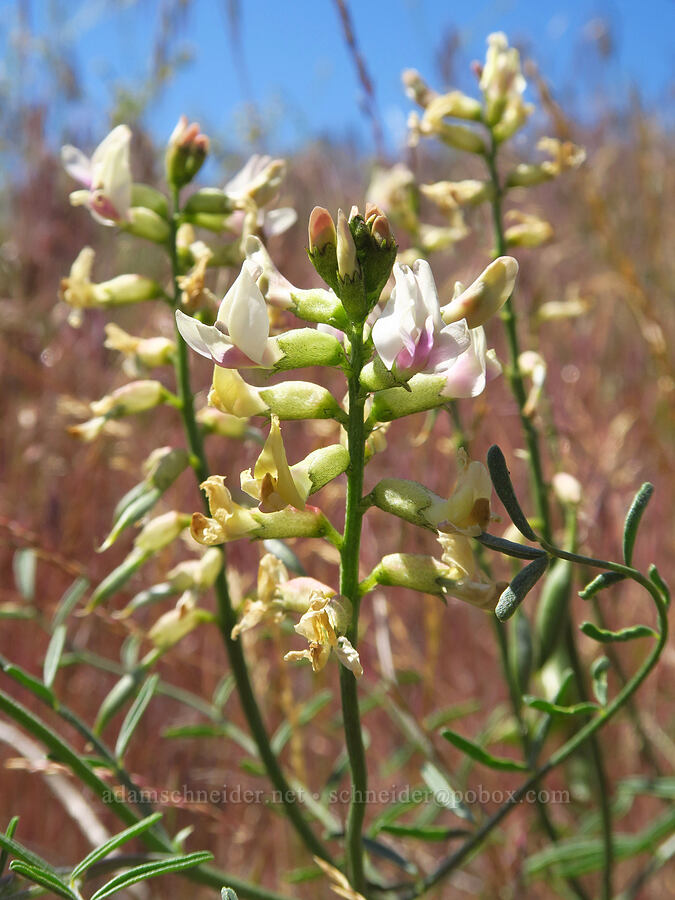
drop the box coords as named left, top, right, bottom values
left=403, top=558, right=668, bottom=899
left=339, top=323, right=369, bottom=894
left=168, top=187, right=330, bottom=864
left=486, top=136, right=615, bottom=896
left=485, top=139, right=551, bottom=541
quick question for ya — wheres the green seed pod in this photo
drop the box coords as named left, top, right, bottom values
left=534, top=559, right=573, bottom=668
left=578, top=570, right=625, bottom=600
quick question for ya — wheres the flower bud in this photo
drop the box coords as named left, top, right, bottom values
left=94, top=274, right=163, bottom=307
left=441, top=256, right=518, bottom=328
left=144, top=446, right=190, bottom=491
left=197, top=406, right=251, bottom=439
left=104, top=324, right=175, bottom=368
left=149, top=592, right=214, bottom=650
left=370, top=478, right=446, bottom=531
left=134, top=511, right=191, bottom=553
left=552, top=472, right=583, bottom=507
left=492, top=96, right=534, bottom=143
left=421, top=179, right=492, bottom=211
left=401, top=68, right=437, bottom=107
left=336, top=208, right=360, bottom=281
left=165, top=116, right=210, bottom=189
left=123, top=207, right=171, bottom=244
left=504, top=211, right=553, bottom=247
left=424, top=91, right=483, bottom=123
left=308, top=206, right=337, bottom=253
left=90, top=380, right=166, bottom=417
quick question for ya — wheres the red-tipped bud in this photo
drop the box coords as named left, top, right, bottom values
left=308, top=206, right=337, bottom=253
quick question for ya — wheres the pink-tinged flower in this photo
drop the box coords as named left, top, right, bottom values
left=61, top=125, right=132, bottom=225
left=175, top=260, right=283, bottom=368
left=372, top=259, right=471, bottom=377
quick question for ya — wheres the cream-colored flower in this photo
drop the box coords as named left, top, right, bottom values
left=148, top=591, right=214, bottom=650
left=190, top=477, right=258, bottom=545
left=240, top=415, right=312, bottom=512
left=62, top=125, right=132, bottom=225
left=104, top=323, right=175, bottom=368
left=231, top=552, right=288, bottom=639
left=438, top=532, right=506, bottom=610
left=504, top=210, right=553, bottom=248
left=284, top=594, right=362, bottom=677
left=435, top=449, right=495, bottom=536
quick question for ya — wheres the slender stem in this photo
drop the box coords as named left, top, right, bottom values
left=167, top=187, right=330, bottom=864
left=339, top=323, right=369, bottom=893
left=491, top=623, right=590, bottom=900
left=485, top=139, right=551, bottom=541
left=486, top=136, right=617, bottom=896
left=403, top=560, right=668, bottom=899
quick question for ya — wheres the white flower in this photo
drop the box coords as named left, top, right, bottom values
left=61, top=125, right=132, bottom=225
left=224, top=154, right=297, bottom=237
left=175, top=260, right=283, bottom=368
left=371, top=259, right=470, bottom=377
left=480, top=32, right=526, bottom=103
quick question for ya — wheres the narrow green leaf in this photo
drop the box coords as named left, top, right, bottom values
left=9, top=861, right=78, bottom=899
left=112, top=480, right=151, bottom=526
left=287, top=777, right=341, bottom=833
left=442, top=729, right=528, bottom=771
left=71, top=813, right=163, bottom=880
left=495, top=556, right=549, bottom=621
left=94, top=671, right=141, bottom=735
left=2, top=663, right=55, bottom=707
left=115, top=674, right=159, bottom=760
left=361, top=835, right=417, bottom=874
left=285, top=865, right=324, bottom=884
left=420, top=762, right=474, bottom=822
left=43, top=624, right=67, bottom=689
left=13, top=549, right=36, bottom=601
left=530, top=669, right=574, bottom=758
left=271, top=690, right=332, bottom=754
left=622, top=482, right=654, bottom=565
left=590, top=656, right=610, bottom=706
left=580, top=622, right=657, bottom=643
left=619, top=776, right=675, bottom=800
left=262, top=539, right=306, bottom=575
left=423, top=700, right=481, bottom=731
left=90, top=851, right=213, bottom=900
left=87, top=548, right=147, bottom=612
left=649, top=565, right=670, bottom=608
left=0, top=818, right=20, bottom=875
left=119, top=582, right=177, bottom=618
left=535, top=559, right=572, bottom=667
left=52, top=578, right=89, bottom=627
left=476, top=532, right=546, bottom=560
left=380, top=823, right=471, bottom=842
left=162, top=723, right=258, bottom=757
left=486, top=446, right=538, bottom=540
left=0, top=833, right=55, bottom=875
left=579, top=571, right=625, bottom=600
left=99, top=488, right=160, bottom=552
left=523, top=696, right=599, bottom=717
left=509, top=609, right=533, bottom=694
left=212, top=674, right=236, bottom=711
left=0, top=602, right=37, bottom=620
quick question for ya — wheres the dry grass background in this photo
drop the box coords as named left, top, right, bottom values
left=0, top=15, right=673, bottom=900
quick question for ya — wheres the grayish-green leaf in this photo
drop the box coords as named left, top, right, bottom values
left=486, top=445, right=537, bottom=540
left=442, top=729, right=528, bottom=772
left=53, top=578, right=89, bottom=627
left=115, top=674, right=159, bottom=760
left=43, top=624, right=67, bottom=689
left=623, top=482, right=654, bottom=566
left=90, top=851, right=213, bottom=900
left=13, top=549, right=36, bottom=601
left=580, top=622, right=657, bottom=643
left=495, top=556, right=549, bottom=621
left=9, top=861, right=78, bottom=899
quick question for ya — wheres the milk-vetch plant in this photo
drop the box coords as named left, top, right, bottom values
left=0, top=35, right=670, bottom=900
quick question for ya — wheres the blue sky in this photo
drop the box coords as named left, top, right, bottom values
left=2, top=0, right=673, bottom=156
